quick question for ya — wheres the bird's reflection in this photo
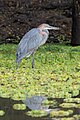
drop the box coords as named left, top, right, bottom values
left=23, top=96, right=49, bottom=110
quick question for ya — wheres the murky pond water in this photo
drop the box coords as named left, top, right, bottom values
left=0, top=94, right=80, bottom=120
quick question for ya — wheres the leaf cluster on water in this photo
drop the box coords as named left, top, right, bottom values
left=0, top=43, right=80, bottom=100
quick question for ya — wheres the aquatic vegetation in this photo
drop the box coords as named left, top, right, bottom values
left=0, top=43, right=80, bottom=100
left=60, top=103, right=77, bottom=108
left=61, top=117, right=75, bottom=120
left=23, top=95, right=48, bottom=110
left=73, top=115, right=80, bottom=120
left=60, top=102, right=80, bottom=109
left=26, top=110, right=48, bottom=117
left=13, top=104, right=26, bottom=110
left=50, top=110, right=73, bottom=117
left=0, top=110, right=5, bottom=116
left=42, top=99, right=57, bottom=106
left=76, top=104, right=80, bottom=108
left=64, top=98, right=80, bottom=103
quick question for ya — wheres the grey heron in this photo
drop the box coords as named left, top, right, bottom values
left=16, top=23, right=59, bottom=68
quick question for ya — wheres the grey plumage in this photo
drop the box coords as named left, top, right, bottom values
left=16, top=23, right=59, bottom=68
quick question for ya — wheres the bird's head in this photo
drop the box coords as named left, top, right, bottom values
left=38, top=23, right=60, bottom=30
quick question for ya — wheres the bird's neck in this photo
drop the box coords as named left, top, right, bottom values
left=38, top=28, right=49, bottom=36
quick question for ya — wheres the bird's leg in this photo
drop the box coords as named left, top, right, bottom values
left=16, top=60, right=21, bottom=69
left=16, top=63, right=20, bottom=69
left=32, top=53, right=34, bottom=68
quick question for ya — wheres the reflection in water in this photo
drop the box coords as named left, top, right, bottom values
left=0, top=96, right=51, bottom=120
left=22, top=95, right=59, bottom=115
left=23, top=96, right=48, bottom=110
left=0, top=95, right=80, bottom=120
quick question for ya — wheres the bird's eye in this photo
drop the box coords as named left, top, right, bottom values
left=42, top=30, right=45, bottom=32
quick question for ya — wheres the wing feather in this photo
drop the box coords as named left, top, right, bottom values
left=16, top=28, right=42, bottom=63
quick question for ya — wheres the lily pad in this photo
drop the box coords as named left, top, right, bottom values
left=0, top=110, right=5, bottom=116
left=61, top=117, right=75, bottom=120
left=13, top=104, right=26, bottom=110
left=76, top=104, right=80, bottom=108
left=73, top=115, right=80, bottom=120
left=59, top=103, right=77, bottom=108
left=64, top=98, right=80, bottom=103
left=42, top=99, right=57, bottom=106
left=50, top=110, right=73, bottom=117
left=26, top=110, right=48, bottom=117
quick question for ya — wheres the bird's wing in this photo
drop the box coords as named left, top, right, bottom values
left=16, top=28, right=42, bottom=62
left=17, top=28, right=38, bottom=51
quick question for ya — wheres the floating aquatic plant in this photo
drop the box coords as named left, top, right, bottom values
left=42, top=99, right=57, bottom=106
left=76, top=104, right=80, bottom=108
left=0, top=43, right=80, bottom=100
left=64, top=98, right=80, bottom=103
left=73, top=115, right=80, bottom=120
left=59, top=103, right=80, bottom=108
left=26, top=110, right=48, bottom=117
left=0, top=110, right=5, bottom=116
left=61, top=117, right=75, bottom=120
left=50, top=110, right=73, bottom=117
left=59, top=103, right=77, bottom=108
left=13, top=104, right=26, bottom=110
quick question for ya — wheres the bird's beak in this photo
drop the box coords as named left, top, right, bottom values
left=49, top=26, right=60, bottom=30
left=45, top=25, right=60, bottom=30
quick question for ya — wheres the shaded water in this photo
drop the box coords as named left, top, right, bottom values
left=0, top=95, right=80, bottom=120
left=0, top=97, right=41, bottom=120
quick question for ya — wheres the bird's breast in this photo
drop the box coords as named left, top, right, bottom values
left=38, top=31, right=48, bottom=46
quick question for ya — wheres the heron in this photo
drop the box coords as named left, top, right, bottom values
left=16, top=23, right=59, bottom=68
